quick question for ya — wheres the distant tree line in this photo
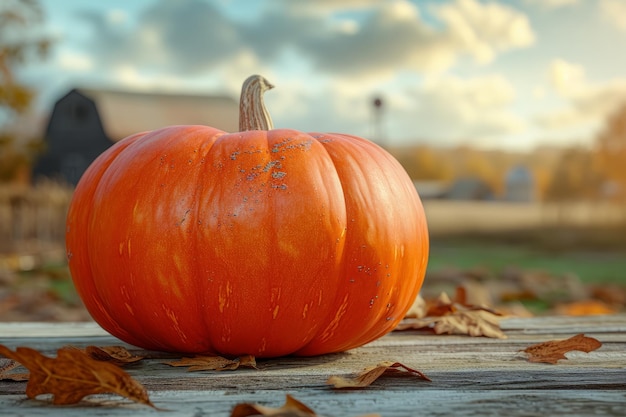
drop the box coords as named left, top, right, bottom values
left=392, top=102, right=626, bottom=203
left=0, top=0, right=50, bottom=182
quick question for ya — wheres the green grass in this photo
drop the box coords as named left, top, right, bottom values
left=427, top=239, right=626, bottom=284
left=17, top=261, right=81, bottom=306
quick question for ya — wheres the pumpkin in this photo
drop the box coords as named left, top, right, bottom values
left=66, top=75, right=429, bottom=357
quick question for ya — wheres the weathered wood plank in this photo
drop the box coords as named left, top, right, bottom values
left=2, top=313, right=624, bottom=340
left=501, top=315, right=626, bottom=334
left=1, top=315, right=625, bottom=416
left=1, top=389, right=625, bottom=417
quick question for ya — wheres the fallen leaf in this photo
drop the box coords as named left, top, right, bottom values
left=397, top=290, right=507, bottom=338
left=84, top=345, right=145, bottom=366
left=327, top=361, right=431, bottom=389
left=0, top=358, right=29, bottom=381
left=165, top=354, right=257, bottom=371
left=522, top=334, right=603, bottom=364
left=231, top=394, right=317, bottom=417
left=432, top=309, right=506, bottom=338
left=230, top=394, right=380, bottom=417
left=0, top=344, right=156, bottom=407
left=404, top=294, right=427, bottom=318
left=554, top=300, right=617, bottom=316
left=590, top=283, right=626, bottom=306
left=237, top=355, right=257, bottom=368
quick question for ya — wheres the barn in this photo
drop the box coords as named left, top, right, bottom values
left=504, top=165, right=536, bottom=202
left=32, top=88, right=239, bottom=185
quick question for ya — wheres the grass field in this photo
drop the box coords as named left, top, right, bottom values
left=425, top=229, right=626, bottom=315
left=2, top=190, right=626, bottom=318
left=428, top=238, right=626, bottom=285
left=423, top=200, right=626, bottom=285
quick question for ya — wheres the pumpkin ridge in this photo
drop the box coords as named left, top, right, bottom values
left=295, top=133, right=427, bottom=355
left=68, top=132, right=148, bottom=344
left=187, top=129, right=226, bottom=355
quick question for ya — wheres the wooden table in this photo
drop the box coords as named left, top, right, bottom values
left=1, top=315, right=625, bottom=416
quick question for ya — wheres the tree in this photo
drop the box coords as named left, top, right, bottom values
left=545, top=146, right=599, bottom=202
left=451, top=145, right=502, bottom=193
left=0, top=0, right=50, bottom=182
left=393, top=145, right=453, bottom=181
left=594, top=103, right=626, bottom=202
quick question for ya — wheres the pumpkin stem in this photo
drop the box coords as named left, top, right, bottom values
left=239, top=74, right=274, bottom=131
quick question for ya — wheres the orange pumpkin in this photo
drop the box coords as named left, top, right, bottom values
left=66, top=75, right=428, bottom=357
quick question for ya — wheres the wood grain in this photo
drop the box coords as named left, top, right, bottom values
left=1, top=315, right=625, bottom=416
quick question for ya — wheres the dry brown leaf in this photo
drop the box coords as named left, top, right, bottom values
left=0, top=344, right=156, bottom=407
left=404, top=294, right=427, bottom=318
left=522, top=333, right=603, bottom=364
left=165, top=354, right=257, bottom=371
left=231, top=394, right=380, bottom=417
left=0, top=358, right=29, bottom=381
left=327, top=361, right=431, bottom=389
left=432, top=309, right=506, bottom=338
left=231, top=394, right=317, bottom=417
left=236, top=354, right=257, bottom=369
left=397, top=290, right=507, bottom=338
left=84, top=345, right=145, bottom=366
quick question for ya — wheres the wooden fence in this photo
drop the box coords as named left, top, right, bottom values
left=1, top=183, right=625, bottom=254
left=0, top=181, right=73, bottom=254
left=423, top=200, right=626, bottom=235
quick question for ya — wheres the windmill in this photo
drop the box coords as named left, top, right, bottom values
left=371, top=96, right=386, bottom=147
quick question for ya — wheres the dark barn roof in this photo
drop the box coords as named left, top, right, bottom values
left=78, top=88, right=239, bottom=140
left=32, top=87, right=240, bottom=185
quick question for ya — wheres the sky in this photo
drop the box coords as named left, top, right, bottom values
left=16, top=0, right=626, bottom=151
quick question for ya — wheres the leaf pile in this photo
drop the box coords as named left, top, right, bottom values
left=423, top=264, right=626, bottom=317
left=397, top=288, right=506, bottom=338
left=521, top=333, right=603, bottom=364
left=0, top=344, right=155, bottom=407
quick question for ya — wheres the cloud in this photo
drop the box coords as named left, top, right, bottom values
left=73, top=0, right=535, bottom=85
left=396, top=74, right=524, bottom=145
left=267, top=77, right=392, bottom=139
left=275, top=0, right=382, bottom=15
left=524, top=0, right=580, bottom=10
left=538, top=80, right=626, bottom=130
left=434, top=0, right=535, bottom=64
left=57, top=49, right=94, bottom=71
left=600, top=0, right=626, bottom=31
left=75, top=0, right=245, bottom=76
left=271, top=0, right=536, bottom=77
left=292, top=1, right=451, bottom=76
left=537, top=59, right=626, bottom=130
left=105, top=9, right=128, bottom=25
left=548, top=59, right=586, bottom=95
left=261, top=72, right=525, bottom=146
left=51, top=0, right=536, bottom=147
